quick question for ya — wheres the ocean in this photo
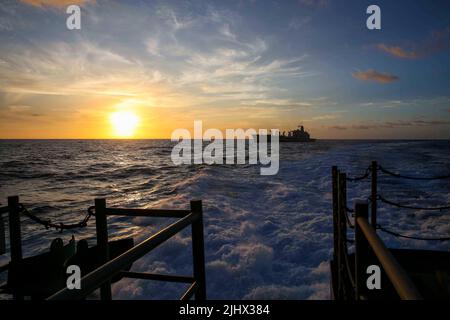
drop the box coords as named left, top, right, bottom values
left=0, top=139, right=449, bottom=299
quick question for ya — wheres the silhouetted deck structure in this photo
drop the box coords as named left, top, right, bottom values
left=331, top=162, right=450, bottom=300
left=0, top=197, right=206, bottom=300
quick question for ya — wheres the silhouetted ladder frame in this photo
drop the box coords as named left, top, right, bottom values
left=331, top=167, right=423, bottom=300
left=0, top=196, right=206, bottom=301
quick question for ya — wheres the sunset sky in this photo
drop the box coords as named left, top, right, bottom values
left=0, top=0, right=449, bottom=139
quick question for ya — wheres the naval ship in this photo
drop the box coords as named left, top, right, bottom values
left=255, top=125, right=316, bottom=143
left=279, top=125, right=316, bottom=142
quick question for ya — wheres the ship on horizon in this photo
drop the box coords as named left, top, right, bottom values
left=280, top=125, right=316, bottom=142
left=256, top=125, right=316, bottom=143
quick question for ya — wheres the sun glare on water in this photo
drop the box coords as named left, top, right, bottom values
left=110, top=111, right=139, bottom=137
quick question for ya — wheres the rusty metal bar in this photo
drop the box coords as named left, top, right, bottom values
left=119, top=271, right=194, bottom=283
left=48, top=211, right=199, bottom=300
left=180, top=282, right=198, bottom=301
left=355, top=202, right=423, bottom=300
left=106, top=208, right=190, bottom=218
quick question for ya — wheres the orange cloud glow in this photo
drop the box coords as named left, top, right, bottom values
left=352, top=69, right=399, bottom=84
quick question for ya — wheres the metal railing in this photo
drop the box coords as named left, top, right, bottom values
left=353, top=201, right=422, bottom=300
left=0, top=196, right=206, bottom=301
left=331, top=165, right=424, bottom=300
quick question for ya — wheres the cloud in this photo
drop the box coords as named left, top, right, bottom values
left=7, top=105, right=32, bottom=112
left=376, top=44, right=421, bottom=59
left=311, top=114, right=339, bottom=121
left=352, top=69, right=399, bottom=84
left=19, top=0, right=94, bottom=7
left=328, top=119, right=450, bottom=131
left=377, top=27, right=450, bottom=59
left=1, top=1, right=320, bottom=132
left=139, top=7, right=313, bottom=105
left=330, top=125, right=347, bottom=130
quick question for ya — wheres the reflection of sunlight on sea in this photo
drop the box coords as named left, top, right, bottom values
left=0, top=139, right=449, bottom=299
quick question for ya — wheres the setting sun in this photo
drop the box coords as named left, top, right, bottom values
left=110, top=111, right=140, bottom=137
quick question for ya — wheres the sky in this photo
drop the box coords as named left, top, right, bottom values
left=0, top=0, right=449, bottom=139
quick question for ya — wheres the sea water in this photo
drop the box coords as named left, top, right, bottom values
left=0, top=139, right=449, bottom=299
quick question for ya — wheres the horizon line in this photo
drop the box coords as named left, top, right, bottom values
left=1, top=138, right=449, bottom=141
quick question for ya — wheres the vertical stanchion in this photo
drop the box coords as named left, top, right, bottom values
left=355, top=201, right=369, bottom=300
left=371, top=161, right=377, bottom=228
left=95, top=198, right=112, bottom=300
left=190, top=200, right=206, bottom=301
left=0, top=211, right=5, bottom=255
left=332, top=167, right=339, bottom=265
left=331, top=166, right=340, bottom=299
left=8, top=195, right=23, bottom=300
left=338, top=172, right=348, bottom=299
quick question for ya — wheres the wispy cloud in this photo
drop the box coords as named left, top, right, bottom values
left=352, top=69, right=399, bottom=84
left=329, top=119, right=450, bottom=131
left=376, top=44, right=421, bottom=59
left=377, top=27, right=450, bottom=59
left=0, top=2, right=317, bottom=119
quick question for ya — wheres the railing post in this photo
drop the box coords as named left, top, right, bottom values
left=190, top=200, right=206, bottom=301
left=0, top=209, right=5, bottom=255
left=8, top=195, right=23, bottom=300
left=331, top=167, right=339, bottom=267
left=355, top=201, right=369, bottom=300
left=371, top=161, right=377, bottom=228
left=95, top=198, right=112, bottom=300
left=337, top=172, right=348, bottom=299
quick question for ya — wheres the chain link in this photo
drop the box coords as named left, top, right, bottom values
left=346, top=165, right=372, bottom=182
left=18, top=203, right=95, bottom=232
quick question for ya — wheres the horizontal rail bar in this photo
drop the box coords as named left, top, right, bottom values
left=0, top=206, right=8, bottom=215
left=356, top=217, right=423, bottom=300
left=119, top=271, right=194, bottom=283
left=180, top=282, right=198, bottom=301
left=105, top=208, right=191, bottom=218
left=48, top=211, right=199, bottom=300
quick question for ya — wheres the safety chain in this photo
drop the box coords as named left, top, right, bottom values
left=346, top=164, right=450, bottom=182
left=18, top=203, right=95, bottom=232
left=345, top=165, right=372, bottom=182
left=376, top=194, right=450, bottom=211
left=378, top=165, right=450, bottom=181
left=376, top=225, right=450, bottom=242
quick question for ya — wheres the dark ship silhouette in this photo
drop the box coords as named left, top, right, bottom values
left=280, top=125, right=316, bottom=142
left=255, top=125, right=316, bottom=143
